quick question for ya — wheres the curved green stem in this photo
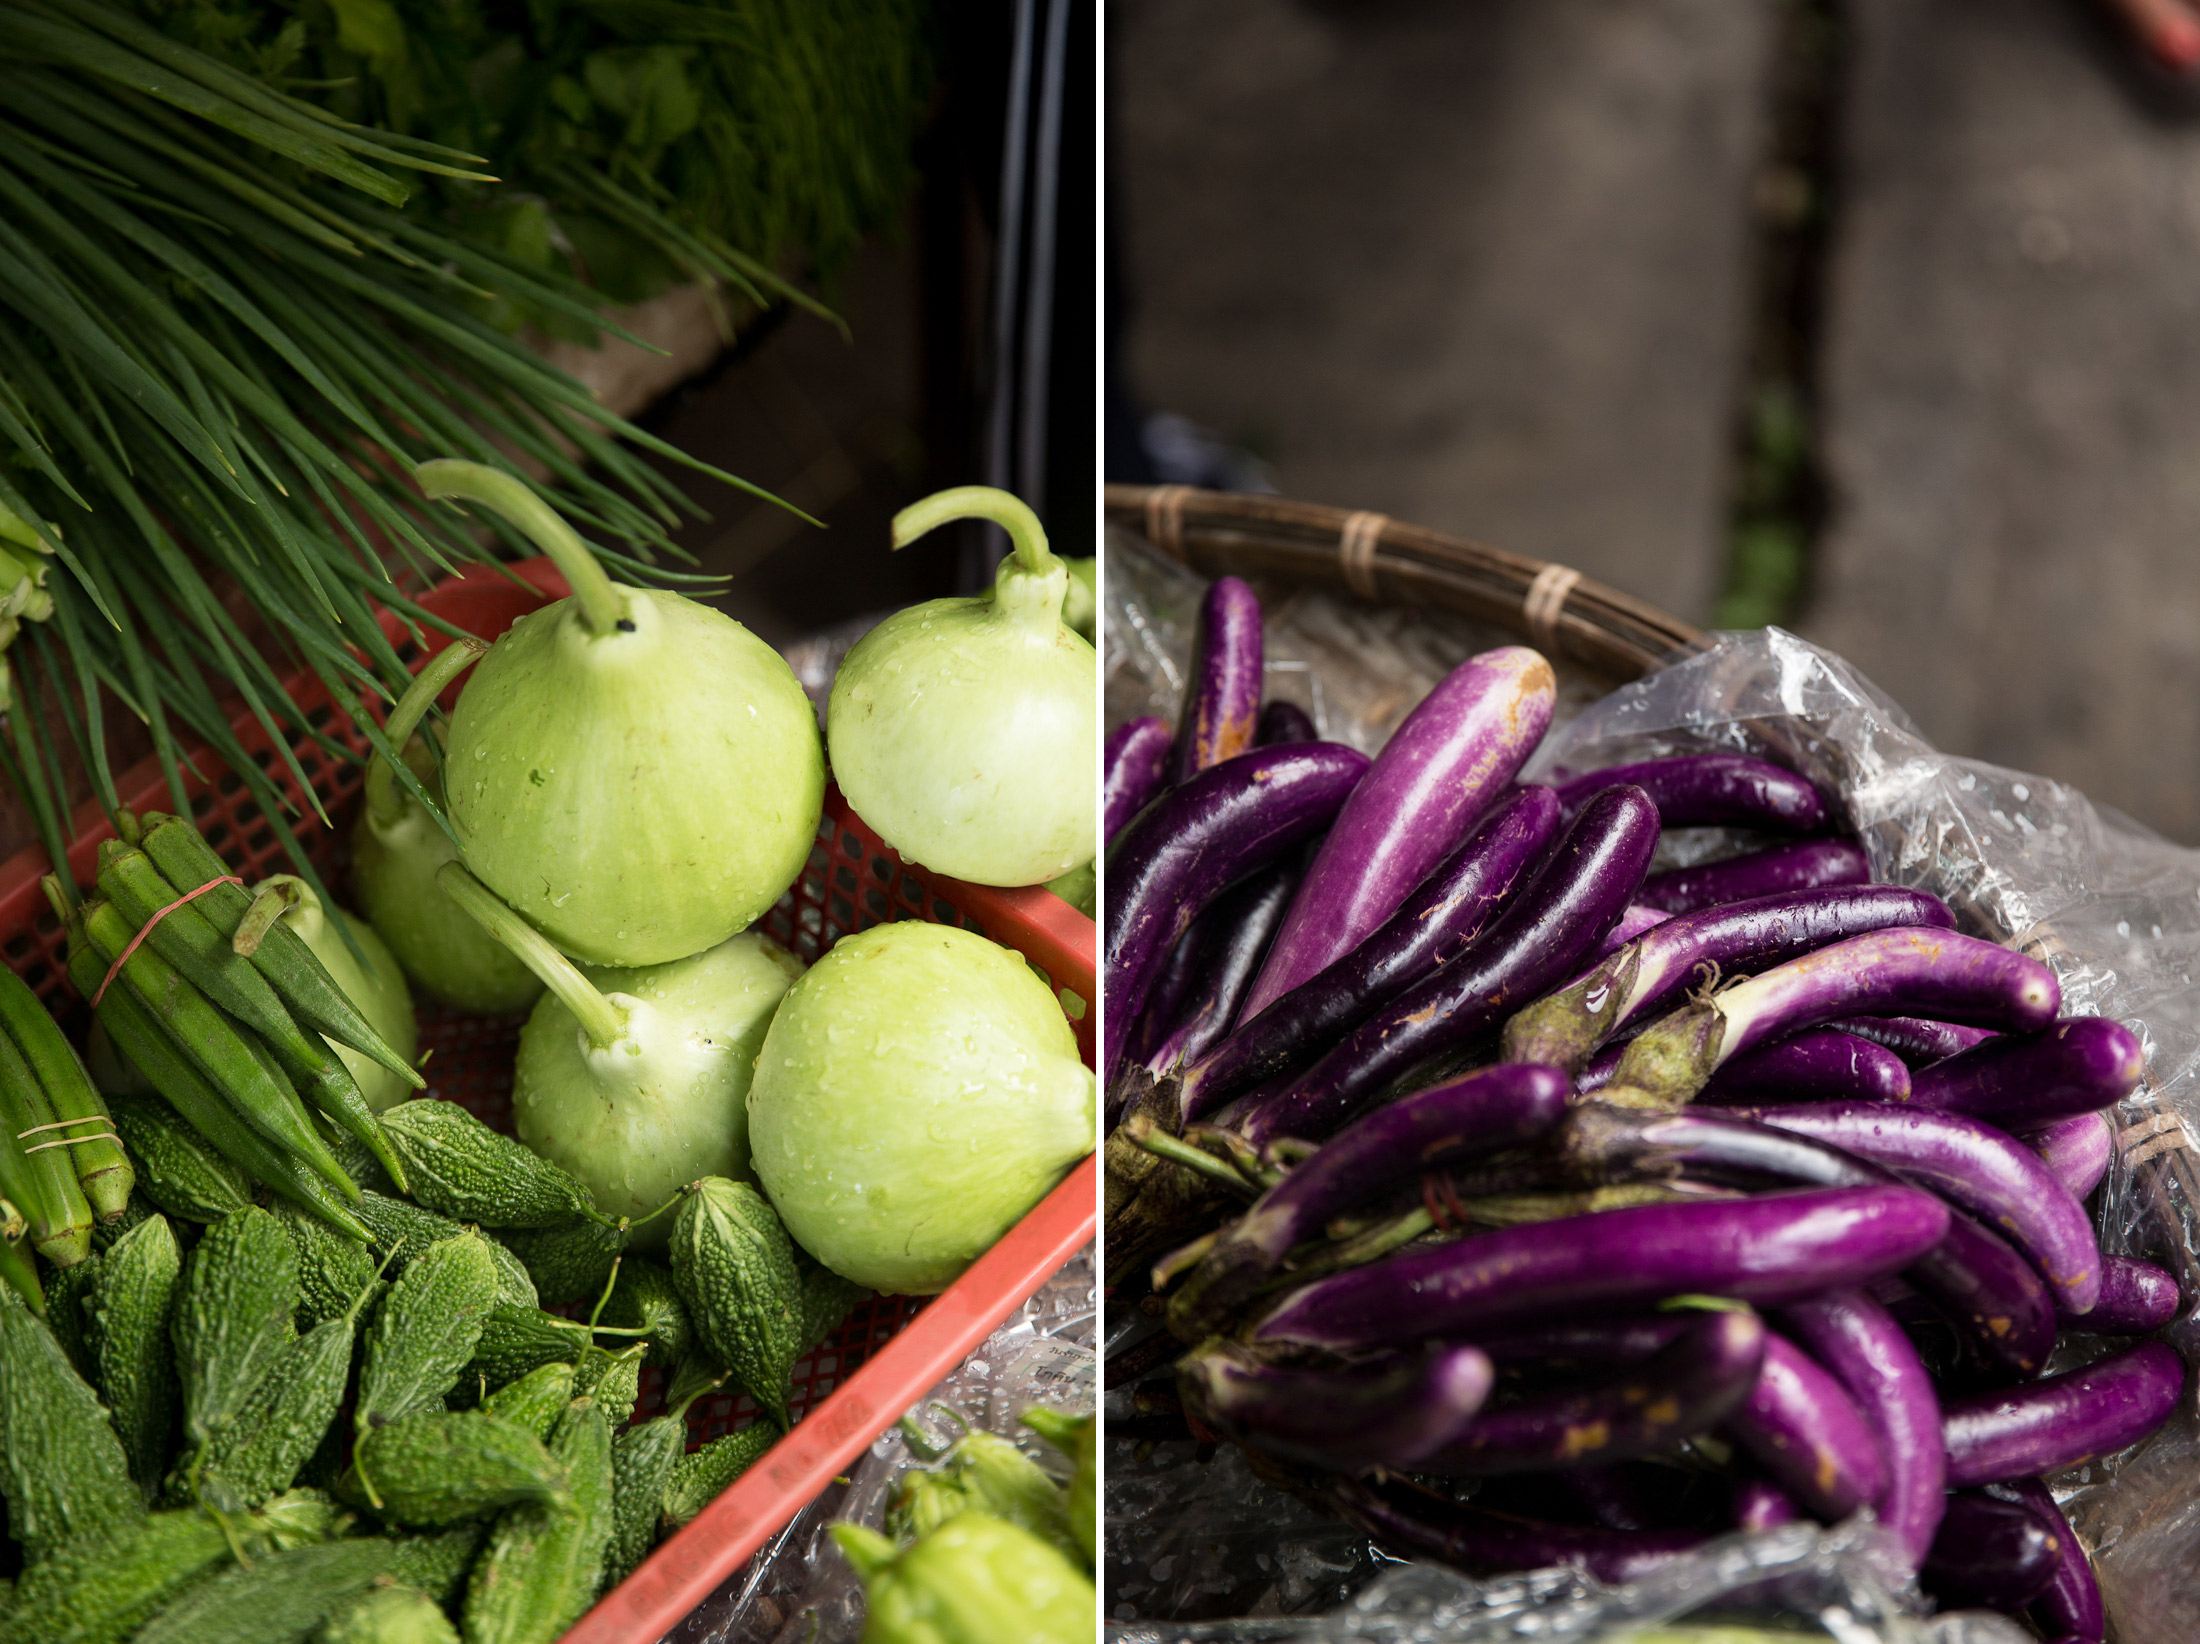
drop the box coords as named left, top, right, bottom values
left=232, top=879, right=302, bottom=957
left=365, top=638, right=486, bottom=829
left=435, top=863, right=627, bottom=1050
left=414, top=460, right=626, bottom=637
left=891, top=485, right=1056, bottom=576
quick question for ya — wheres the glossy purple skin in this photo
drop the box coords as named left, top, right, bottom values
left=1593, top=902, right=1671, bottom=960
left=1423, top=1311, right=1766, bottom=1477
left=1554, top=753, right=1828, bottom=833
left=1237, top=785, right=1657, bottom=1145
left=1256, top=699, right=1318, bottom=746
left=1179, top=785, right=1565, bottom=1118
left=1994, top=1479, right=2104, bottom=1643
left=1104, top=742, right=1369, bottom=1084
left=2028, top=1113, right=2114, bottom=1201
left=1239, top=646, right=1557, bottom=1021
left=1780, top=1290, right=1946, bottom=1572
left=1503, top=884, right=1956, bottom=1072
left=1329, top=1475, right=1702, bottom=1584
left=1836, top=1015, right=1996, bottom=1065
left=1104, top=716, right=1174, bottom=843
left=1252, top=1185, right=1950, bottom=1353
left=1178, top=1340, right=1493, bottom=1470
left=1171, top=576, right=1265, bottom=783
left=1910, top=1017, right=2144, bottom=1126
left=1722, top=1331, right=1888, bottom=1521
left=1637, top=839, right=1871, bottom=914
left=1922, top=1491, right=2062, bottom=1612
left=1133, top=857, right=1298, bottom=1077
left=2063, top=1255, right=2181, bottom=1334
left=1735, top=1101, right=2101, bottom=1313
left=1943, top=1341, right=2185, bottom=1487
left=1733, top=1479, right=1799, bottom=1531
left=1699, top=1029, right=1913, bottom=1106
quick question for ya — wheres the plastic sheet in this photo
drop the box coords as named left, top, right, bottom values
left=1105, top=531, right=2199, bottom=1642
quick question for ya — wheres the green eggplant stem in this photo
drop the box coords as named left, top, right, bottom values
left=364, top=637, right=487, bottom=829
left=414, top=460, right=627, bottom=637
left=1122, top=1112, right=1259, bottom=1197
left=232, top=879, right=301, bottom=958
left=434, top=863, right=628, bottom=1049
left=892, top=485, right=1056, bottom=577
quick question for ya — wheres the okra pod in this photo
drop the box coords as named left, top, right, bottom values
left=0, top=1000, right=94, bottom=1266
left=0, top=1205, right=42, bottom=1314
left=0, top=965, right=131, bottom=1220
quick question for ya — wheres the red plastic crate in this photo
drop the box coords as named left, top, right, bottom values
left=0, top=559, right=1098, bottom=1642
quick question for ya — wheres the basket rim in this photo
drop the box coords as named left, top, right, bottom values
left=1104, top=483, right=1708, bottom=683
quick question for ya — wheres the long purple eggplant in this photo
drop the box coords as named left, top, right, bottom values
left=1176, top=1339, right=1492, bottom=1470
left=1252, top=1185, right=1948, bottom=1353
left=1836, top=1015, right=1996, bottom=1065
left=1992, top=1479, right=2103, bottom=1644
left=1593, top=902, right=1670, bottom=960
left=1174, top=1065, right=1570, bottom=1325
left=1422, top=1310, right=1765, bottom=1477
left=1922, top=1491, right=2063, bottom=1612
left=1256, top=699, right=1317, bottom=747
left=1104, top=716, right=1173, bottom=843
left=1552, top=1104, right=2057, bottom=1377
left=1554, top=753, right=1828, bottom=833
left=1733, top=1101, right=2101, bottom=1313
left=1637, top=839, right=1871, bottom=914
left=1603, top=927, right=2060, bottom=1109
left=1779, top=1290, right=1945, bottom=1571
left=2063, top=1255, right=2180, bottom=1334
left=1177, top=786, right=1565, bottom=1118
left=1171, top=577, right=1264, bottom=782
left=1910, top=1017, right=2144, bottom=1125
left=2029, top=1112, right=2114, bottom=1201
left=1723, top=1330, right=1888, bottom=1521
left=1237, top=647, right=1557, bottom=1020
left=1698, top=1029, right=1912, bottom=1106
left=1476, top=1316, right=1708, bottom=1369
left=1104, top=742, right=1369, bottom=1085
left=1943, top=1341, right=2183, bottom=1486
left=1133, top=857, right=1300, bottom=1077
left=1327, top=1474, right=1701, bottom=1584
left=1502, top=885, right=1955, bottom=1072
left=1235, top=786, right=1658, bottom=1145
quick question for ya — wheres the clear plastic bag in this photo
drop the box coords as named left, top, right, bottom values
left=1105, top=532, right=2198, bottom=1642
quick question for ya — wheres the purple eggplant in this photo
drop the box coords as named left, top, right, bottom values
left=1699, top=1029, right=1913, bottom=1106
left=1327, top=1473, right=1701, bottom=1584
left=1553, top=1103, right=2058, bottom=1377
left=1733, top=1479, right=1799, bottom=1531
left=1723, top=1330, right=1888, bottom=1521
left=1637, top=839, right=1871, bottom=915
left=1176, top=1339, right=1493, bottom=1470
left=1593, top=902, right=1671, bottom=960
left=1104, top=716, right=1174, bottom=843
left=1835, top=1015, right=1996, bottom=1065
left=1235, top=786, right=1658, bottom=1145
left=1423, top=1310, right=1766, bottom=1477
left=1992, top=1479, right=2103, bottom=1643
left=1476, top=1316, right=1706, bottom=1370
left=1257, top=699, right=1317, bottom=746
left=2063, top=1255, right=2180, bottom=1335
left=1171, top=577, right=1264, bottom=782
left=1779, top=1290, right=1945, bottom=1571
left=1133, top=857, right=1300, bottom=1077
left=1177, top=786, right=1565, bottom=1119
left=1604, top=928, right=2061, bottom=1109
left=1734, top=1101, right=2101, bottom=1313
left=1238, top=647, right=1557, bottom=1020
left=1502, top=885, right=1955, bottom=1073
left=1922, top=1490, right=2063, bottom=1612
left=1251, top=1185, right=1949, bottom=1353
left=1174, top=1065, right=1570, bottom=1325
left=2028, top=1112, right=2114, bottom=1201
left=1554, top=753, right=1828, bottom=834
left=1943, top=1341, right=2184, bottom=1486
left=1104, top=742, right=1369, bottom=1085
left=1910, top=1017, right=2144, bottom=1126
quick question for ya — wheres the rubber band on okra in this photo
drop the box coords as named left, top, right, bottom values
left=23, top=1131, right=119, bottom=1154
left=15, top=1115, right=113, bottom=1135
left=90, top=873, right=241, bottom=1008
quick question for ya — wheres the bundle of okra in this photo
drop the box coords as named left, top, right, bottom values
left=1104, top=578, right=2177, bottom=1638
left=0, top=817, right=866, bottom=1641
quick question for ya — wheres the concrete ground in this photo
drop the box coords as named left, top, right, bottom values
left=1111, top=0, right=2200, bottom=841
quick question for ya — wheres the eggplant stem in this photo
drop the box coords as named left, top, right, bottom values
left=414, top=460, right=627, bottom=637
left=231, top=879, right=301, bottom=957
left=1150, top=1230, right=1220, bottom=1292
left=1124, top=1113, right=1260, bottom=1195
left=434, top=863, right=628, bottom=1049
left=364, top=638, right=486, bottom=829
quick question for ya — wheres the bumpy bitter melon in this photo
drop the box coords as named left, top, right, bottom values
left=670, top=1178, right=802, bottom=1426
left=463, top=1397, right=615, bottom=1644
left=85, top=1211, right=182, bottom=1495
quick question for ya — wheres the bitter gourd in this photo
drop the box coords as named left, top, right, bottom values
left=377, top=1101, right=599, bottom=1229
left=112, top=1096, right=254, bottom=1223
left=85, top=1211, right=182, bottom=1496
left=462, top=1397, right=615, bottom=1644
left=344, top=1409, right=568, bottom=1527
left=480, top=1361, right=577, bottom=1441
left=602, top=1259, right=690, bottom=1367
left=172, top=1206, right=299, bottom=1450
left=660, top=1421, right=778, bottom=1533
left=670, top=1178, right=802, bottom=1427
left=316, top=1582, right=459, bottom=1644
left=355, top=1231, right=499, bottom=1432
left=0, top=1283, right=144, bottom=1557
left=131, top=1535, right=403, bottom=1644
